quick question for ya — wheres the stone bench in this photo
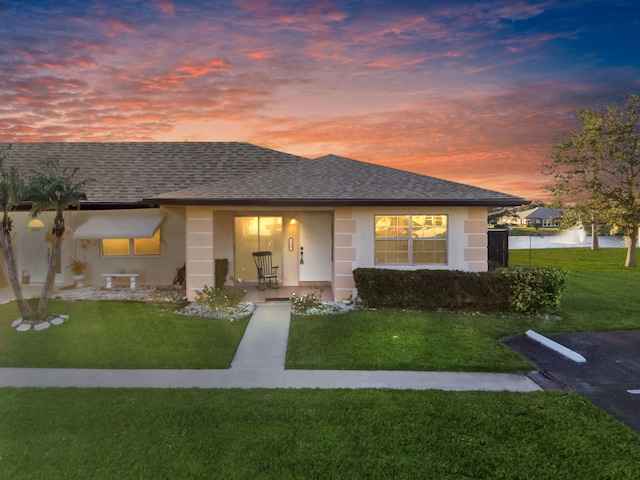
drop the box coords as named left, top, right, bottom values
left=102, top=273, right=140, bottom=289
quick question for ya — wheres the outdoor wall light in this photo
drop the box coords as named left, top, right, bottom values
left=27, top=218, right=45, bottom=231
left=290, top=217, right=297, bottom=225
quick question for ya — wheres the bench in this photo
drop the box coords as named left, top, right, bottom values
left=102, top=273, right=140, bottom=289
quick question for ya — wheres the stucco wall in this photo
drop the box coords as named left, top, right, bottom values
left=5, top=209, right=185, bottom=290
left=332, top=206, right=488, bottom=301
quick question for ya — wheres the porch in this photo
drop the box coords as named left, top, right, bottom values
left=240, top=282, right=334, bottom=303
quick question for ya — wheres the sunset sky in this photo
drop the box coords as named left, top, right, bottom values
left=1, top=1, right=639, bottom=199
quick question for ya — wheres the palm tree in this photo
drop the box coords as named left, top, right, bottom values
left=0, top=151, right=34, bottom=321
left=29, top=159, right=93, bottom=320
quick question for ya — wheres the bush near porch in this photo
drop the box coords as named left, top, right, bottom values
left=353, top=267, right=567, bottom=315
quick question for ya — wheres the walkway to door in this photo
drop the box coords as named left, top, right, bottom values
left=0, top=302, right=540, bottom=392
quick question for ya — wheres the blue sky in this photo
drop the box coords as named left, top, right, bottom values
left=1, top=0, right=638, bottom=198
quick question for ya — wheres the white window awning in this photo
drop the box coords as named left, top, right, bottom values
left=72, top=210, right=165, bottom=240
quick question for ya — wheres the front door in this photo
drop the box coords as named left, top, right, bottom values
left=234, top=216, right=283, bottom=283
left=298, top=213, right=332, bottom=282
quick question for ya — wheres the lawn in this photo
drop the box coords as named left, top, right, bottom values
left=2, top=250, right=640, bottom=477
left=1, top=388, right=639, bottom=479
left=287, top=248, right=640, bottom=371
left=0, top=299, right=248, bottom=369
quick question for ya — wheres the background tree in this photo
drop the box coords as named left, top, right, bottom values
left=0, top=150, right=34, bottom=320
left=29, top=159, right=93, bottom=320
left=544, top=94, right=640, bottom=266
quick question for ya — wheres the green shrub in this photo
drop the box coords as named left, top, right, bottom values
left=353, top=267, right=567, bottom=315
left=290, top=292, right=323, bottom=314
left=497, top=266, right=567, bottom=315
left=353, top=268, right=509, bottom=313
left=195, top=285, right=246, bottom=315
left=215, top=258, right=229, bottom=289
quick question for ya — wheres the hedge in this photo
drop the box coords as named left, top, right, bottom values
left=352, top=267, right=567, bottom=315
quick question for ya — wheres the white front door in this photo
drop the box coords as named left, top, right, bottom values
left=298, top=213, right=332, bottom=282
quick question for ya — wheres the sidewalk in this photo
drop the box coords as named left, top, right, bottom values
left=0, top=302, right=541, bottom=392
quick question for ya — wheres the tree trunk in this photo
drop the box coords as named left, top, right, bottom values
left=591, top=222, right=600, bottom=250
left=0, top=225, right=33, bottom=321
left=625, top=227, right=638, bottom=268
left=37, top=216, right=64, bottom=320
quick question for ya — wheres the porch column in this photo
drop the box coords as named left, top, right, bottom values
left=333, top=207, right=357, bottom=301
left=465, top=207, right=488, bottom=272
left=185, top=206, right=215, bottom=301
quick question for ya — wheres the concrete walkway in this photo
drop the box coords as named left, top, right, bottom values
left=0, top=302, right=541, bottom=392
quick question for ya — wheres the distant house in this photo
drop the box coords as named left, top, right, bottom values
left=496, top=207, right=560, bottom=228
left=1, top=142, right=525, bottom=301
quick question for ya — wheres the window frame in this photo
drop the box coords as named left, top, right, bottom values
left=101, top=230, right=162, bottom=258
left=374, top=214, right=448, bottom=266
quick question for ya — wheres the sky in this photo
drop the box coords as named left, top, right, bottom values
left=1, top=1, right=639, bottom=200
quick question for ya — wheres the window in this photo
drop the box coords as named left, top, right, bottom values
left=374, top=215, right=447, bottom=265
left=102, top=230, right=161, bottom=257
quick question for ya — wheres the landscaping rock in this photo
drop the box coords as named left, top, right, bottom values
left=34, top=322, right=51, bottom=331
left=16, top=323, right=32, bottom=332
left=50, top=317, right=65, bottom=325
left=11, top=319, right=23, bottom=328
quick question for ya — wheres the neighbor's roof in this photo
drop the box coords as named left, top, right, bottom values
left=1, top=143, right=525, bottom=207
left=149, top=154, right=526, bottom=207
left=516, top=207, right=559, bottom=219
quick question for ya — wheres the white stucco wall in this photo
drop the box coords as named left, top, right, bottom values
left=4, top=209, right=186, bottom=289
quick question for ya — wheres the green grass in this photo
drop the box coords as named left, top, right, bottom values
left=287, top=310, right=535, bottom=372
left=505, top=226, right=561, bottom=236
left=288, top=248, right=640, bottom=372
left=510, top=247, right=638, bottom=274
left=0, top=299, right=248, bottom=369
left=1, top=388, right=639, bottom=479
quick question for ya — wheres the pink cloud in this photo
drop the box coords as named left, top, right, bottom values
left=156, top=1, right=176, bottom=17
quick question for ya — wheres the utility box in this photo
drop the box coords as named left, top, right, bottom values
left=22, top=270, right=31, bottom=285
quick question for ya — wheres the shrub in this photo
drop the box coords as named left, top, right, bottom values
left=195, top=285, right=246, bottom=315
left=215, top=259, right=229, bottom=289
left=353, top=268, right=508, bottom=313
left=352, top=267, right=567, bottom=315
left=290, top=292, right=323, bottom=314
left=497, top=266, right=567, bottom=315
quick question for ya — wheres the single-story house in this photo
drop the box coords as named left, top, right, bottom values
left=0, top=142, right=526, bottom=301
left=514, top=207, right=560, bottom=228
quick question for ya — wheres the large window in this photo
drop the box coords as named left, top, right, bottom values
left=374, top=215, right=447, bottom=265
left=102, top=230, right=161, bottom=257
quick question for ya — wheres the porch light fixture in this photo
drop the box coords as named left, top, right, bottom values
left=27, top=219, right=45, bottom=231
left=290, top=217, right=297, bottom=225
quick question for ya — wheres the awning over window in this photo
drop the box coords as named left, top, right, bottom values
left=72, top=210, right=165, bottom=240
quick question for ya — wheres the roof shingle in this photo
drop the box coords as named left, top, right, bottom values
left=1, top=143, right=525, bottom=207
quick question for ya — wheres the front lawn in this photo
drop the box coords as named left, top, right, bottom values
left=1, top=388, right=639, bottom=479
left=0, top=300, right=248, bottom=369
left=287, top=248, right=640, bottom=371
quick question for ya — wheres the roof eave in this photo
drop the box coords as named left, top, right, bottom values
left=146, top=197, right=528, bottom=207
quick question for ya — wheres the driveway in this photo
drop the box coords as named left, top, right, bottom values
left=504, top=330, right=640, bottom=435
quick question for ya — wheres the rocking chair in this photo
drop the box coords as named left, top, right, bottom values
left=252, top=251, right=279, bottom=289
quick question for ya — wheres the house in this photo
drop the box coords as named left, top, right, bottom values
left=0, top=142, right=526, bottom=302
left=514, top=207, right=560, bottom=228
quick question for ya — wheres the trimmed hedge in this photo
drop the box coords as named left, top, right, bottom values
left=352, top=267, right=567, bottom=315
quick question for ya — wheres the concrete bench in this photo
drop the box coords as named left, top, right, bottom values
left=102, top=273, right=140, bottom=289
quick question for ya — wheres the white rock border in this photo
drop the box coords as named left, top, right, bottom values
left=12, top=314, right=69, bottom=332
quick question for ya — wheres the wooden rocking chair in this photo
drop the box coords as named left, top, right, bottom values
left=252, top=251, right=279, bottom=289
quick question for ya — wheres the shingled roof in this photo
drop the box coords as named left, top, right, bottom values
left=1, top=143, right=525, bottom=207
left=0, top=142, right=305, bottom=206
left=149, top=154, right=525, bottom=206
